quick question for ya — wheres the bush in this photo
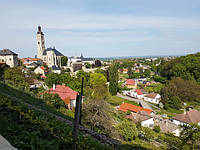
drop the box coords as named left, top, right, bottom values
left=153, top=125, right=161, bottom=133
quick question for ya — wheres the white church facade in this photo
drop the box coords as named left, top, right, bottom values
left=36, top=26, right=63, bottom=68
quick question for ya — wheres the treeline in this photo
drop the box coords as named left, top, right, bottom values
left=158, top=53, right=200, bottom=82
left=157, top=53, right=200, bottom=109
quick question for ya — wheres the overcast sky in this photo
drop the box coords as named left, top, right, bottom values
left=0, top=0, right=200, bottom=58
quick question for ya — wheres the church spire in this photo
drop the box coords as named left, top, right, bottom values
left=36, top=25, right=45, bottom=59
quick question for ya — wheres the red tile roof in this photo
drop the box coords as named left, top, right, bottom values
left=136, top=89, right=143, bottom=95
left=173, top=109, right=200, bottom=124
left=126, top=79, right=136, bottom=86
left=118, top=102, right=152, bottom=114
left=40, top=66, right=46, bottom=70
left=48, top=85, right=78, bottom=102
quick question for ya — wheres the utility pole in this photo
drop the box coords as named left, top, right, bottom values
left=72, top=77, right=84, bottom=150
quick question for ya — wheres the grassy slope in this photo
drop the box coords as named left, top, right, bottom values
left=0, top=82, right=159, bottom=150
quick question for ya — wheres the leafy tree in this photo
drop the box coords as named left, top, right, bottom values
left=179, top=124, right=200, bottom=150
left=89, top=73, right=107, bottom=88
left=158, top=52, right=200, bottom=82
left=94, top=60, right=102, bottom=67
left=161, top=77, right=200, bottom=105
left=116, top=119, right=138, bottom=141
left=43, top=93, right=65, bottom=109
left=153, top=125, right=161, bottom=133
left=82, top=99, right=114, bottom=136
left=127, top=67, right=132, bottom=79
left=85, top=62, right=91, bottom=68
left=109, top=64, right=119, bottom=95
left=153, top=75, right=166, bottom=84
left=61, top=56, right=68, bottom=66
left=4, top=67, right=30, bottom=90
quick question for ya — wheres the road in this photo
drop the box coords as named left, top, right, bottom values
left=117, top=93, right=153, bottom=110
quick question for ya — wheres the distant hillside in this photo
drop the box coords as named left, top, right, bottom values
left=158, top=52, right=200, bottom=82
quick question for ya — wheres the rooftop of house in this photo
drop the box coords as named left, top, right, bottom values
left=154, top=120, right=179, bottom=133
left=118, top=102, right=153, bottom=114
left=0, top=49, right=18, bottom=56
left=49, top=84, right=78, bottom=104
left=43, top=47, right=64, bottom=56
left=126, top=79, right=136, bottom=86
left=136, top=89, right=143, bottom=95
left=127, top=112, right=152, bottom=123
left=144, top=93, right=158, bottom=99
left=173, top=109, right=200, bottom=124
left=21, top=58, right=42, bottom=62
left=52, top=65, right=61, bottom=70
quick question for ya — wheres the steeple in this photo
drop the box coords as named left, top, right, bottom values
left=36, top=25, right=45, bottom=59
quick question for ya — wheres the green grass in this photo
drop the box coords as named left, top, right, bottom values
left=108, top=96, right=140, bottom=106
left=0, top=82, right=74, bottom=121
left=156, top=108, right=183, bottom=118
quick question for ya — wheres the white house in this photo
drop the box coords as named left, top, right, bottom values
left=129, top=89, right=144, bottom=99
left=127, top=111, right=154, bottom=127
left=34, top=66, right=47, bottom=76
left=0, top=49, right=18, bottom=68
left=172, top=109, right=200, bottom=126
left=143, top=93, right=161, bottom=104
left=155, top=120, right=180, bottom=136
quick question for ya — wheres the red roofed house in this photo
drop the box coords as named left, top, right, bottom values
left=119, top=103, right=154, bottom=127
left=129, top=89, right=144, bottom=99
left=125, top=79, right=137, bottom=89
left=118, top=102, right=153, bottom=115
left=34, top=66, right=48, bottom=76
left=172, top=109, right=200, bottom=126
left=48, top=84, right=78, bottom=109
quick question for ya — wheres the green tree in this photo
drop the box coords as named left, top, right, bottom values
left=153, top=125, right=161, bottom=133
left=179, top=124, right=200, bottom=150
left=61, top=56, right=68, bottom=66
left=82, top=99, right=114, bottom=136
left=85, top=62, right=91, bottom=68
left=89, top=73, right=107, bottom=88
left=127, top=67, right=132, bottom=79
left=109, top=64, right=118, bottom=95
left=117, top=119, right=138, bottom=141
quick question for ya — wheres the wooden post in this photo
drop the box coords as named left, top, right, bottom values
left=79, top=77, right=84, bottom=125
left=72, top=94, right=81, bottom=150
left=72, top=77, right=84, bottom=150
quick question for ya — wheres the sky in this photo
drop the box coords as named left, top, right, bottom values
left=0, top=0, right=200, bottom=58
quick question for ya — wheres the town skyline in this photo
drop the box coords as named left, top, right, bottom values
left=0, top=0, right=200, bottom=58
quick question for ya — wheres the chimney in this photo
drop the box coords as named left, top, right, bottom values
left=165, top=120, right=168, bottom=126
left=184, top=110, right=187, bottom=115
left=53, top=84, right=56, bottom=90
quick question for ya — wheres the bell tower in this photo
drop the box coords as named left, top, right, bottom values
left=36, top=26, right=45, bottom=59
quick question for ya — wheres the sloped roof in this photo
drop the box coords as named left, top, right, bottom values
left=136, top=89, right=143, bottom=95
left=0, top=49, right=17, bottom=56
left=52, top=65, right=61, bottom=70
left=43, top=47, right=64, bottom=56
left=155, top=121, right=179, bottom=133
left=173, top=109, right=200, bottom=124
left=49, top=84, right=78, bottom=101
left=118, top=102, right=152, bottom=114
left=145, top=93, right=157, bottom=98
left=127, top=112, right=152, bottom=123
left=126, top=79, right=136, bottom=86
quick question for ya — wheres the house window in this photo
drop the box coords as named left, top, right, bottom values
left=44, top=57, right=46, bottom=61
left=9, top=58, right=11, bottom=61
left=2, top=59, right=4, bottom=62
left=38, top=42, right=40, bottom=44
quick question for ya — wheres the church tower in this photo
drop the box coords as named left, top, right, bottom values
left=36, top=26, right=45, bottom=59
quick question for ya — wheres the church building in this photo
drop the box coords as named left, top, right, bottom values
left=36, top=26, right=64, bottom=67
